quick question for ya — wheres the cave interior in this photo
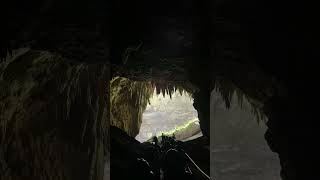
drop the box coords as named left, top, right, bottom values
left=1, top=0, right=319, bottom=180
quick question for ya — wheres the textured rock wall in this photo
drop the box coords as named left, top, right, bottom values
left=0, top=49, right=110, bottom=180
left=263, top=95, right=317, bottom=180
left=110, top=77, right=153, bottom=137
left=193, top=87, right=211, bottom=138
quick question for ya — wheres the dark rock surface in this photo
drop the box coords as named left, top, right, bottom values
left=111, top=126, right=210, bottom=180
left=0, top=49, right=110, bottom=180
left=183, top=136, right=210, bottom=176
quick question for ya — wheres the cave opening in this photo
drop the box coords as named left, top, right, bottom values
left=110, top=76, right=211, bottom=179
left=135, top=88, right=201, bottom=142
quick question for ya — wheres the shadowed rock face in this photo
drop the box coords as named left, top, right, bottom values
left=213, top=1, right=319, bottom=179
left=0, top=49, right=110, bottom=180
left=110, top=125, right=209, bottom=180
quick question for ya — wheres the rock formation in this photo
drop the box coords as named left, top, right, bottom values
left=0, top=49, right=110, bottom=180
left=110, top=77, right=153, bottom=137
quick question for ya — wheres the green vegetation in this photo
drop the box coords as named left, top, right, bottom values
left=143, top=118, right=200, bottom=142
left=157, top=118, right=199, bottom=136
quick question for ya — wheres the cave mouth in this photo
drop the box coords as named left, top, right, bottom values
left=135, top=89, right=201, bottom=142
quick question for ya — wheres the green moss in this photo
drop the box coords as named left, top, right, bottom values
left=156, top=118, right=199, bottom=137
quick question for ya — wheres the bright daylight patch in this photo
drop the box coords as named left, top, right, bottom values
left=135, top=89, right=201, bottom=142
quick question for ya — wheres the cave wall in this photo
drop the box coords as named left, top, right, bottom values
left=190, top=81, right=211, bottom=139
left=0, top=49, right=110, bottom=180
left=193, top=89, right=210, bottom=138
left=213, top=0, right=319, bottom=179
left=263, top=95, right=318, bottom=180
left=110, top=77, right=153, bottom=137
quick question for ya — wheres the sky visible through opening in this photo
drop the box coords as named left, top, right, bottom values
left=135, top=90, right=201, bottom=142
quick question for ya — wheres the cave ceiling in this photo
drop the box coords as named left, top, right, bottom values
left=1, top=0, right=290, bottom=106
